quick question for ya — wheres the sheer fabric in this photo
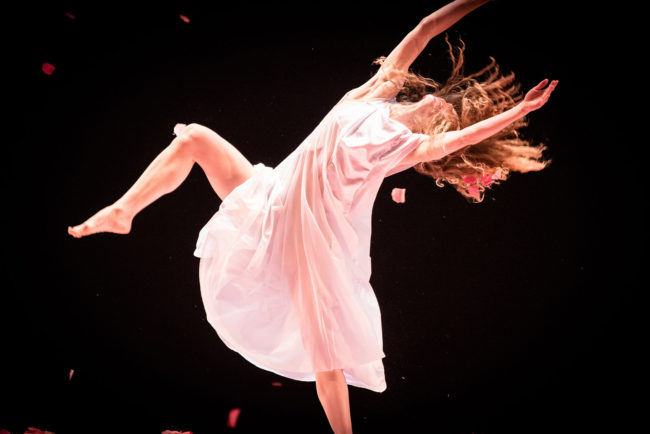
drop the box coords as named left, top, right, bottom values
left=194, top=94, right=428, bottom=392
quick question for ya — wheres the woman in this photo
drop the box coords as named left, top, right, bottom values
left=68, top=0, right=557, bottom=432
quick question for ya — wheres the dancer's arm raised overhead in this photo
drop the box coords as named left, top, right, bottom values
left=384, top=0, right=491, bottom=72
left=352, top=0, right=491, bottom=100
left=407, top=79, right=559, bottom=164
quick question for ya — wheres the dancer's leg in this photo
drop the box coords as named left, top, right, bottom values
left=315, top=369, right=353, bottom=434
left=68, top=123, right=254, bottom=238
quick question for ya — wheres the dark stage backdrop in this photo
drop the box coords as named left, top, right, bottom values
left=5, top=1, right=625, bottom=433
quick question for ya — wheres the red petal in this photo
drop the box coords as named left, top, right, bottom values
left=467, top=185, right=479, bottom=198
left=179, top=14, right=190, bottom=23
left=42, top=63, right=55, bottom=75
left=227, top=408, right=241, bottom=428
left=481, top=174, right=493, bottom=186
left=463, top=175, right=477, bottom=184
left=69, top=369, right=74, bottom=380
left=391, top=187, right=406, bottom=203
left=271, top=381, right=282, bottom=387
left=64, top=12, right=76, bottom=19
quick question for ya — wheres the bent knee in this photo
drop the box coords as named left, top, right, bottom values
left=175, top=123, right=217, bottom=156
left=180, top=123, right=213, bottom=142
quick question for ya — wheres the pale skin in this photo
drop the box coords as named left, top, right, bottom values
left=68, top=1, right=556, bottom=432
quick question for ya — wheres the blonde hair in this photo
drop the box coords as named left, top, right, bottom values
left=373, top=35, right=550, bottom=202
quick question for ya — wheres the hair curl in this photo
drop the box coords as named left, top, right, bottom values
left=373, top=35, right=550, bottom=202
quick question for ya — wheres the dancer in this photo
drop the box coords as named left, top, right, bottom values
left=68, top=1, right=557, bottom=432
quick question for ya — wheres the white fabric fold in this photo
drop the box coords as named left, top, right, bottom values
left=194, top=95, right=428, bottom=392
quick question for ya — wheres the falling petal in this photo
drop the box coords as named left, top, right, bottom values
left=391, top=187, right=406, bottom=203
left=25, top=428, right=56, bottom=434
left=173, top=123, right=187, bottom=136
left=42, top=62, right=55, bottom=75
left=467, top=185, right=479, bottom=199
left=161, top=431, right=193, bottom=434
left=69, top=369, right=74, bottom=380
left=271, top=381, right=282, bottom=387
left=481, top=174, right=493, bottom=186
left=227, top=408, right=241, bottom=428
left=64, top=12, right=76, bottom=19
left=463, top=175, right=477, bottom=185
left=1, top=430, right=12, bottom=434
left=179, top=14, right=190, bottom=23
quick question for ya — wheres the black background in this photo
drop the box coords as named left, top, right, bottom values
left=4, top=1, right=627, bottom=433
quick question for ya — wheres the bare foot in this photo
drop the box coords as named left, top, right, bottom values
left=68, top=204, right=132, bottom=238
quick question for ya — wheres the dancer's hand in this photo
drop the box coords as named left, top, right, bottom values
left=522, top=79, right=558, bottom=114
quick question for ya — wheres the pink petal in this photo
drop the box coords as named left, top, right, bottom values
left=271, top=381, right=282, bottom=387
left=481, top=174, right=493, bottom=186
left=463, top=175, right=477, bottom=185
left=162, top=431, right=193, bottom=434
left=493, top=169, right=502, bottom=180
left=467, top=185, right=480, bottom=199
left=391, top=187, right=406, bottom=203
left=64, top=12, right=76, bottom=19
left=173, top=123, right=187, bottom=136
left=25, top=428, right=55, bottom=434
left=227, top=408, right=241, bottom=428
left=179, top=14, right=190, bottom=23
left=69, top=369, right=74, bottom=380
left=42, top=62, right=55, bottom=75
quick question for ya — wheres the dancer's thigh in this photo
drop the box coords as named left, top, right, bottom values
left=181, top=123, right=255, bottom=201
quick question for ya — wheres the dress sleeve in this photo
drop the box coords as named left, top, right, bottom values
left=339, top=101, right=428, bottom=175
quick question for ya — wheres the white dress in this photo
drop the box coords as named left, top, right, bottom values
left=193, top=94, right=428, bottom=392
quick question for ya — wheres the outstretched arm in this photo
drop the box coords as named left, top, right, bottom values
left=384, top=0, right=491, bottom=72
left=420, top=79, right=559, bottom=161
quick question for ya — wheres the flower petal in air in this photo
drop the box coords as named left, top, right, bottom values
left=481, top=174, right=493, bottom=186
left=42, top=63, right=55, bottom=75
left=391, top=188, right=406, bottom=203
left=271, top=381, right=282, bottom=387
left=64, top=12, right=75, bottom=19
left=227, top=408, right=241, bottom=428
left=467, top=185, right=480, bottom=199
left=173, top=123, right=187, bottom=136
left=69, top=369, right=74, bottom=380
left=24, top=428, right=55, bottom=434
left=463, top=175, right=477, bottom=185
left=179, top=14, right=190, bottom=23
